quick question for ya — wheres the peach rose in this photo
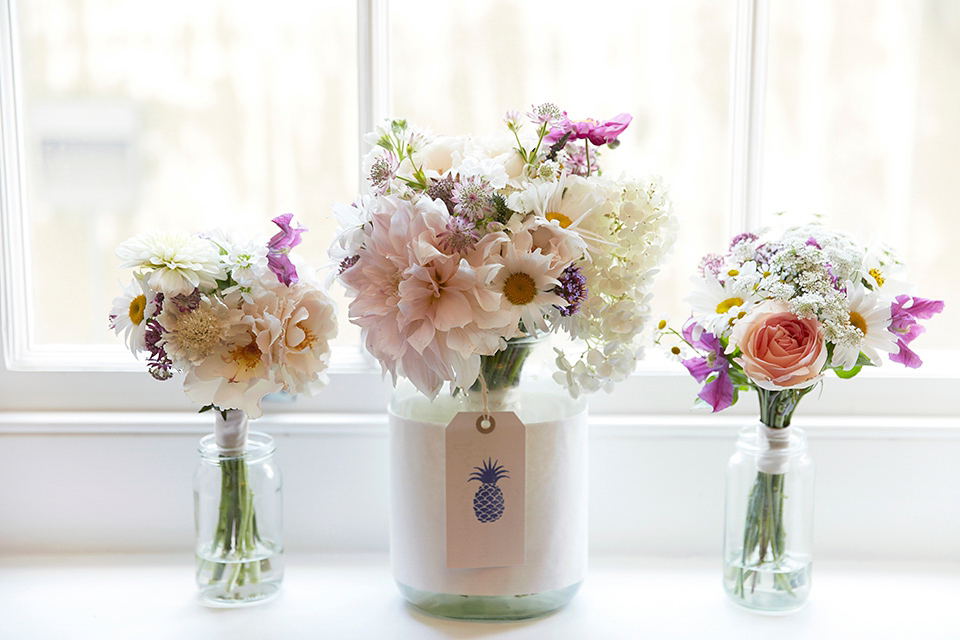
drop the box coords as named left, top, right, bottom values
left=730, top=301, right=827, bottom=390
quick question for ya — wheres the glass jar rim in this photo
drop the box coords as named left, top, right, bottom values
left=734, top=424, right=807, bottom=457
left=198, top=431, right=275, bottom=463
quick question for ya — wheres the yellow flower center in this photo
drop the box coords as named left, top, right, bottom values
left=849, top=311, right=868, bottom=335
left=727, top=269, right=740, bottom=277
left=293, top=323, right=317, bottom=351
left=716, top=297, right=744, bottom=314
left=128, top=295, right=147, bottom=325
left=503, top=272, right=538, bottom=306
left=869, top=268, right=885, bottom=287
left=657, top=319, right=667, bottom=330
left=671, top=346, right=681, bottom=355
left=228, top=340, right=263, bottom=383
left=546, top=211, right=573, bottom=228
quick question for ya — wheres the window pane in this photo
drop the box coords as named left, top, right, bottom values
left=16, top=0, right=358, bottom=348
left=391, top=0, right=735, bottom=330
left=764, top=0, right=959, bottom=349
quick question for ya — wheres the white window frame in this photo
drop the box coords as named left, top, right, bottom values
left=1, top=0, right=956, bottom=417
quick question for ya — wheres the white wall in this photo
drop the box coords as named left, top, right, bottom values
left=2, top=412, right=958, bottom=561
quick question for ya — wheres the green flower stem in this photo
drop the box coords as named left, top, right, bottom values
left=474, top=339, right=536, bottom=393
left=197, top=455, right=264, bottom=598
left=734, top=388, right=811, bottom=598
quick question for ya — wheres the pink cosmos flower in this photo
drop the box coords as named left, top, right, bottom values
left=547, top=113, right=632, bottom=146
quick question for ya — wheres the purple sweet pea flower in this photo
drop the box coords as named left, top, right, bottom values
left=547, top=113, right=633, bottom=146
left=888, top=295, right=944, bottom=368
left=267, top=214, right=307, bottom=286
left=681, top=320, right=734, bottom=412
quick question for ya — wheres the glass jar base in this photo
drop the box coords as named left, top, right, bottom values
left=397, top=581, right=582, bottom=620
left=723, top=553, right=811, bottom=613
left=198, top=581, right=281, bottom=607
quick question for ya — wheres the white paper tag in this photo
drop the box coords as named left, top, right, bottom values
left=445, top=411, right=526, bottom=570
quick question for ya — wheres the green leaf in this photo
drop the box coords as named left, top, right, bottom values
left=833, top=365, right=862, bottom=379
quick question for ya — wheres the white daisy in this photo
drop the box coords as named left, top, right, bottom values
left=684, top=271, right=760, bottom=337
left=491, top=242, right=566, bottom=334
left=108, top=275, right=156, bottom=354
left=831, top=281, right=898, bottom=370
left=509, top=175, right=607, bottom=254
left=116, top=232, right=223, bottom=296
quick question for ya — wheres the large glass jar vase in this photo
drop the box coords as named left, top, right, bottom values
left=194, top=419, right=284, bottom=607
left=722, top=422, right=815, bottom=613
left=388, top=337, right=588, bottom=620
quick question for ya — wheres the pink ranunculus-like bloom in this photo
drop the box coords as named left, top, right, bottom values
left=730, top=300, right=828, bottom=390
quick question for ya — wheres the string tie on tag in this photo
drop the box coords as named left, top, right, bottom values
left=476, top=371, right=495, bottom=434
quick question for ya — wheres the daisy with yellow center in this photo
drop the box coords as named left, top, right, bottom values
left=510, top=175, right=607, bottom=255
left=492, top=242, right=567, bottom=334
left=684, top=270, right=759, bottom=337
left=108, top=276, right=156, bottom=354
left=831, top=281, right=898, bottom=371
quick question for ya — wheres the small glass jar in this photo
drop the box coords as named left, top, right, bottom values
left=194, top=431, right=283, bottom=606
left=388, top=337, right=588, bottom=620
left=723, top=424, right=815, bottom=613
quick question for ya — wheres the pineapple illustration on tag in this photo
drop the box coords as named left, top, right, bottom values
left=446, top=412, right=525, bottom=569
left=469, top=459, right=509, bottom=523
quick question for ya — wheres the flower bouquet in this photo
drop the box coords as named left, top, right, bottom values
left=333, top=104, right=676, bottom=398
left=657, top=223, right=943, bottom=611
left=109, top=215, right=337, bottom=604
left=331, top=104, right=676, bottom=618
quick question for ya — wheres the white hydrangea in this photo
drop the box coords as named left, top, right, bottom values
left=553, top=175, right=677, bottom=396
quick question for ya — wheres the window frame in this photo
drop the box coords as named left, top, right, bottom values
left=1, top=0, right=957, bottom=416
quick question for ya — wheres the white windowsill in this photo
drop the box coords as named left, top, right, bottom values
left=2, top=554, right=957, bottom=639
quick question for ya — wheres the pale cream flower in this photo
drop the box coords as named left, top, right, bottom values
left=158, top=294, right=245, bottom=368
left=116, top=231, right=223, bottom=296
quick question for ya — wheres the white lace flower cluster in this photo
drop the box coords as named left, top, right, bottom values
left=110, top=217, right=337, bottom=417
left=682, top=223, right=908, bottom=372
left=333, top=106, right=676, bottom=399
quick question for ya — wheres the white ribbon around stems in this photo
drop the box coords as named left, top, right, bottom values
left=757, top=424, right=792, bottom=475
left=215, top=409, right=249, bottom=454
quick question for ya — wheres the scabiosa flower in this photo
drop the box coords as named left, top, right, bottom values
left=267, top=214, right=307, bottom=286
left=554, top=264, right=588, bottom=317
left=437, top=216, right=481, bottom=254
left=158, top=294, right=243, bottom=367
left=451, top=177, right=494, bottom=220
